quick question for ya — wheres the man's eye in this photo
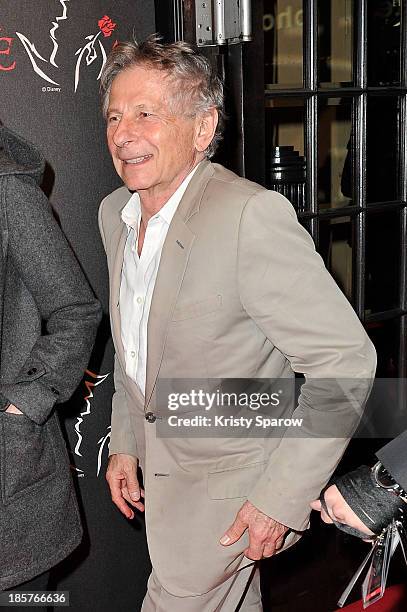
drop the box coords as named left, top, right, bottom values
left=108, top=116, right=119, bottom=123
left=140, top=112, right=152, bottom=118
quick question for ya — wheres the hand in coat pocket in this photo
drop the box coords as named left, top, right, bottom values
left=5, top=404, right=23, bottom=415
left=1, top=412, right=56, bottom=500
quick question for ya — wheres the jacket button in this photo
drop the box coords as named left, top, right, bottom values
left=27, top=368, right=37, bottom=375
left=145, top=412, right=156, bottom=423
left=51, top=387, right=60, bottom=395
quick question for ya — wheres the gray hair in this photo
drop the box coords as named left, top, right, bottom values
left=100, top=34, right=225, bottom=158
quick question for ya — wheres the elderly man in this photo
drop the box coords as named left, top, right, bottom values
left=98, top=35, right=376, bottom=611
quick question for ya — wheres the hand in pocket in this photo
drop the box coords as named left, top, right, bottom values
left=5, top=403, right=23, bottom=415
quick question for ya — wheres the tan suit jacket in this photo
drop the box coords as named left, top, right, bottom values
left=99, top=161, right=376, bottom=596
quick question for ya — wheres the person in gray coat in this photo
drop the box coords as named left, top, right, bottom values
left=0, top=124, right=101, bottom=594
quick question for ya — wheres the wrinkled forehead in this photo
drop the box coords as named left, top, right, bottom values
left=110, top=64, right=192, bottom=115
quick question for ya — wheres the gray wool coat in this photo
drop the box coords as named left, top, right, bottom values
left=0, top=125, right=101, bottom=590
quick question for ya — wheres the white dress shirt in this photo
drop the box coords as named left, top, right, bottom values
left=120, top=164, right=200, bottom=395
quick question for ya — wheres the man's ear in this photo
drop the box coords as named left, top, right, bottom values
left=195, top=108, right=218, bottom=153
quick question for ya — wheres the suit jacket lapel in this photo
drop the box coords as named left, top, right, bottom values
left=110, top=223, right=128, bottom=373
left=145, top=160, right=214, bottom=407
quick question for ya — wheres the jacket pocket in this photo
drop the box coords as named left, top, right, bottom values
left=172, top=294, right=222, bottom=321
left=207, top=461, right=267, bottom=500
left=0, top=411, right=56, bottom=503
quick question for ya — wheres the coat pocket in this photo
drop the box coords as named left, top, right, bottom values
left=207, top=461, right=267, bottom=500
left=0, top=412, right=56, bottom=502
left=172, top=294, right=222, bottom=321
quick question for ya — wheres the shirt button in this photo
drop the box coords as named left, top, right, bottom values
left=136, top=296, right=143, bottom=304
left=130, top=351, right=136, bottom=358
left=145, top=412, right=156, bottom=423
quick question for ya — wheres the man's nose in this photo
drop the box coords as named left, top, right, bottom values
left=113, top=118, right=138, bottom=148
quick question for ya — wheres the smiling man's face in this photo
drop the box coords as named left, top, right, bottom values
left=106, top=65, right=201, bottom=200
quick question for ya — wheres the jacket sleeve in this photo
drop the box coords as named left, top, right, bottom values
left=376, top=430, right=407, bottom=492
left=237, top=190, right=377, bottom=530
left=98, top=197, right=138, bottom=458
left=108, top=354, right=138, bottom=458
left=0, top=175, right=102, bottom=424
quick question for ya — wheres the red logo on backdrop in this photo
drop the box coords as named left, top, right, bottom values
left=98, top=15, right=117, bottom=38
left=75, top=13, right=117, bottom=92
left=0, top=27, right=16, bottom=71
left=2, top=1, right=118, bottom=92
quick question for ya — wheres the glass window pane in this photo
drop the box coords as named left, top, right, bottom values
left=366, top=97, right=400, bottom=204
left=318, top=98, right=353, bottom=210
left=365, top=210, right=400, bottom=314
left=367, top=0, right=401, bottom=86
left=318, top=0, right=354, bottom=87
left=264, top=0, right=304, bottom=89
left=319, top=216, right=354, bottom=302
left=265, top=98, right=306, bottom=211
left=367, top=318, right=400, bottom=377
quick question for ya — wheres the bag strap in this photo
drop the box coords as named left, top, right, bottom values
left=234, top=561, right=258, bottom=612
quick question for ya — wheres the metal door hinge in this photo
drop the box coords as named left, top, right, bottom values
left=195, top=0, right=252, bottom=47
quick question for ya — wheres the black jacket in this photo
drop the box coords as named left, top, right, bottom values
left=0, top=125, right=101, bottom=589
left=377, top=431, right=407, bottom=491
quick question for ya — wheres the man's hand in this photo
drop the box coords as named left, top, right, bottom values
left=5, top=403, right=23, bottom=415
left=310, top=484, right=374, bottom=539
left=106, top=453, right=144, bottom=520
left=220, top=500, right=289, bottom=559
